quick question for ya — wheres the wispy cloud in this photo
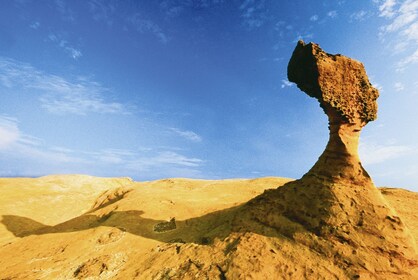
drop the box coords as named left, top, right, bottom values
left=0, top=115, right=84, bottom=163
left=379, top=0, right=398, bottom=18
left=359, top=141, right=415, bottom=165
left=160, top=0, right=224, bottom=18
left=350, top=10, right=372, bottom=22
left=327, top=10, right=338, bottom=19
left=90, top=149, right=204, bottom=177
left=281, top=79, right=293, bottom=89
left=54, top=0, right=75, bottom=22
left=378, top=0, right=418, bottom=70
left=0, top=115, right=204, bottom=178
left=150, top=151, right=202, bottom=167
left=170, top=128, right=202, bottom=142
left=128, top=13, right=168, bottom=44
left=48, top=34, right=82, bottom=60
left=274, top=20, right=314, bottom=49
left=310, top=15, right=319, bottom=22
left=126, top=151, right=203, bottom=171
left=0, top=116, right=20, bottom=149
left=92, top=149, right=138, bottom=164
left=274, top=21, right=293, bottom=39
left=239, top=0, right=268, bottom=30
left=394, top=81, right=405, bottom=91
left=397, top=48, right=418, bottom=70
left=88, top=0, right=117, bottom=26
left=29, top=21, right=40, bottom=29
left=0, top=57, right=127, bottom=115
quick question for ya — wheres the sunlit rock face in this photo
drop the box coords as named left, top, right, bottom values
left=244, top=41, right=417, bottom=278
left=288, top=40, right=379, bottom=186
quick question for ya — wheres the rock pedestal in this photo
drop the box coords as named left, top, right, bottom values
left=244, top=41, right=417, bottom=278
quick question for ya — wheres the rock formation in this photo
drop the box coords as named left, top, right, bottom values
left=288, top=40, right=378, bottom=186
left=244, top=41, right=417, bottom=278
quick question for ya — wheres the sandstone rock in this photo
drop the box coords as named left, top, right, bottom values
left=244, top=40, right=417, bottom=278
left=288, top=40, right=379, bottom=186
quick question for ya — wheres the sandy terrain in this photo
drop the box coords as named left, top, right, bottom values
left=0, top=175, right=416, bottom=279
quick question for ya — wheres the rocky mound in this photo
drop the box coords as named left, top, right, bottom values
left=0, top=176, right=416, bottom=279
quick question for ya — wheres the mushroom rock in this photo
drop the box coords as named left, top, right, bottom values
left=243, top=41, right=417, bottom=278
left=287, top=40, right=378, bottom=185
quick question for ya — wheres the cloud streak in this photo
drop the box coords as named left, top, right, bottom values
left=327, top=10, right=338, bottom=19
left=378, top=0, right=418, bottom=70
left=379, top=0, right=397, bottom=18
left=0, top=57, right=127, bottom=115
left=88, top=0, right=117, bottom=26
left=350, top=10, right=372, bottom=22
left=359, top=141, right=415, bottom=165
left=0, top=116, right=20, bottom=149
left=128, top=14, right=168, bottom=44
left=170, top=128, right=202, bottom=142
left=0, top=115, right=204, bottom=178
left=281, top=79, right=293, bottom=89
left=239, top=0, right=268, bottom=30
left=0, top=115, right=85, bottom=164
left=48, top=34, right=82, bottom=60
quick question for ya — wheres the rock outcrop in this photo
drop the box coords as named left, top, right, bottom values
left=244, top=41, right=417, bottom=278
left=288, top=40, right=378, bottom=186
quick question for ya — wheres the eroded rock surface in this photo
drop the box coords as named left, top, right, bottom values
left=244, top=41, right=417, bottom=278
left=288, top=40, right=379, bottom=185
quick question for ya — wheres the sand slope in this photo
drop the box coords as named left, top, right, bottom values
left=0, top=175, right=416, bottom=279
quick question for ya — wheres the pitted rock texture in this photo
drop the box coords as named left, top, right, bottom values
left=287, top=40, right=379, bottom=185
left=288, top=40, right=379, bottom=125
left=243, top=41, right=417, bottom=278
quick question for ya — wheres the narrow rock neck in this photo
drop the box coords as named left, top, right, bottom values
left=302, top=107, right=370, bottom=184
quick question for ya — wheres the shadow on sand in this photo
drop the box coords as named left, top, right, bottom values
left=1, top=183, right=310, bottom=245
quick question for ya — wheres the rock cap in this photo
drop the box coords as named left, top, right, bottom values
left=288, top=40, right=379, bottom=125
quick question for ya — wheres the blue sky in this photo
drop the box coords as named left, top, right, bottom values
left=1, top=0, right=418, bottom=190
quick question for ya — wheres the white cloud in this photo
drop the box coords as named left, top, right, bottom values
left=397, top=48, right=418, bottom=70
left=67, top=47, right=82, bottom=60
left=239, top=0, right=267, bottom=30
left=123, top=151, right=203, bottom=177
left=350, top=10, right=370, bottom=22
left=159, top=0, right=223, bottom=18
left=327, top=10, right=338, bottom=19
left=0, top=115, right=204, bottom=177
left=295, top=33, right=313, bottom=42
left=384, top=10, right=417, bottom=32
left=170, top=128, right=202, bottom=142
left=94, top=149, right=135, bottom=164
left=310, top=15, right=319, bottom=21
left=0, top=116, right=20, bottom=149
left=128, top=14, right=168, bottom=44
left=379, top=0, right=398, bottom=18
left=394, top=82, right=405, bottom=91
left=88, top=0, right=116, bottom=26
left=88, top=146, right=203, bottom=169
left=281, top=79, right=293, bottom=89
left=359, top=142, right=414, bottom=165
left=0, top=115, right=84, bottom=163
left=54, top=0, right=75, bottom=22
left=369, top=76, right=384, bottom=91
left=153, top=151, right=202, bottom=167
left=29, top=21, right=40, bottom=29
left=48, top=34, right=82, bottom=60
left=0, top=57, right=127, bottom=115
left=378, top=0, right=418, bottom=70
